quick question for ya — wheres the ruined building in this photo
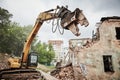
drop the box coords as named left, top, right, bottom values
left=48, top=40, right=63, bottom=62
left=68, top=16, right=120, bottom=80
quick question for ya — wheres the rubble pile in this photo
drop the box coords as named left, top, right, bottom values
left=51, top=63, right=87, bottom=80
left=51, top=63, right=75, bottom=80
left=0, top=53, right=10, bottom=70
left=73, top=66, right=87, bottom=80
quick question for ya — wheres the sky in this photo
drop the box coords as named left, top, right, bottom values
left=0, top=0, right=120, bottom=46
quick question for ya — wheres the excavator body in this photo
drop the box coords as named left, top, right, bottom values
left=0, top=6, right=89, bottom=79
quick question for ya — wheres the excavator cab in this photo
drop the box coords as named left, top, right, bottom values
left=27, top=52, right=38, bottom=67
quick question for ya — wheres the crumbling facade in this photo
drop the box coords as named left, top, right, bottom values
left=68, top=16, right=120, bottom=80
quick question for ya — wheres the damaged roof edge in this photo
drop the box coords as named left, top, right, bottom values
left=100, top=16, right=120, bottom=22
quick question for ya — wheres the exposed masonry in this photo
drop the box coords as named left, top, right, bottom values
left=68, top=16, right=120, bottom=80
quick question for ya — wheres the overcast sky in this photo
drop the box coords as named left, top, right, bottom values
left=0, top=0, right=120, bottom=46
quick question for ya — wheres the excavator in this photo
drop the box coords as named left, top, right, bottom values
left=0, top=6, right=89, bottom=79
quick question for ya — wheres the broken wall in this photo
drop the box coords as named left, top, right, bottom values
left=69, top=17, right=120, bottom=80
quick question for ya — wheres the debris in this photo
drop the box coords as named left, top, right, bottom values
left=51, top=63, right=75, bottom=80
left=0, top=53, right=10, bottom=70
left=51, top=63, right=87, bottom=80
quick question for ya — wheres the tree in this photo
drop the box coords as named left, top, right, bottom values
left=0, top=7, right=12, bottom=28
left=33, top=42, right=55, bottom=66
left=0, top=7, right=13, bottom=53
left=46, top=44, right=55, bottom=65
left=8, top=23, right=33, bottom=56
left=0, top=7, right=34, bottom=55
left=0, top=21, right=33, bottom=55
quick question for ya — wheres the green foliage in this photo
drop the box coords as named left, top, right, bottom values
left=33, top=42, right=55, bottom=66
left=9, top=23, right=33, bottom=56
left=0, top=7, right=33, bottom=56
left=0, top=21, right=33, bottom=55
left=0, top=7, right=13, bottom=53
left=0, top=7, right=12, bottom=28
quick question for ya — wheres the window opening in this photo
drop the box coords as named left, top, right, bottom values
left=103, top=55, right=114, bottom=72
left=115, top=27, right=120, bottom=40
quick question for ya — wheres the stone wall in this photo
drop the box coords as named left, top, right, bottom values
left=68, top=17, right=120, bottom=80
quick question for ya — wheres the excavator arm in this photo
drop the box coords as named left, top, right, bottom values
left=0, top=6, right=89, bottom=80
left=21, top=6, right=89, bottom=67
left=9, top=6, right=89, bottom=68
left=21, top=12, right=55, bottom=66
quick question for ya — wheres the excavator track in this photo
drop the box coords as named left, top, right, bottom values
left=0, top=68, right=41, bottom=80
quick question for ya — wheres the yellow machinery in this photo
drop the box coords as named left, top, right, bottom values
left=0, top=6, right=89, bottom=79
